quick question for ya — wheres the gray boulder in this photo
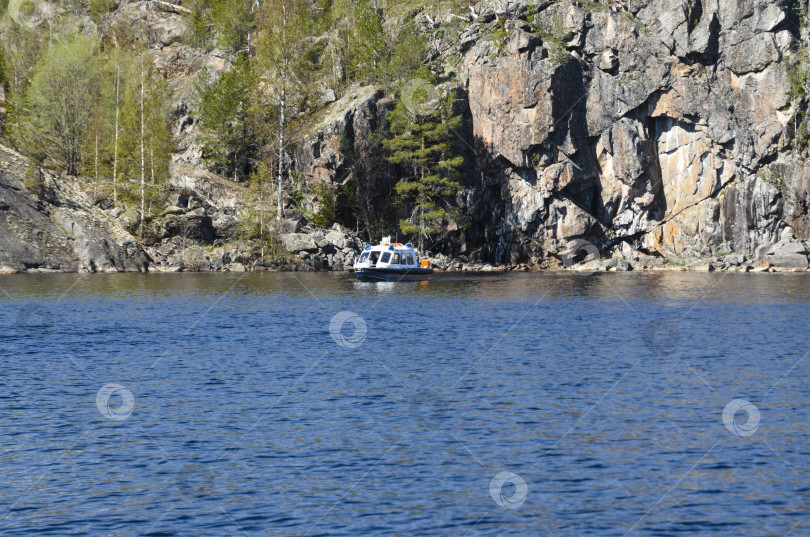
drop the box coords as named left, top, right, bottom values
left=763, top=239, right=809, bottom=269
left=280, top=233, right=319, bottom=253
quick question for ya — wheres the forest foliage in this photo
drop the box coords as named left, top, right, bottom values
left=0, top=0, right=470, bottom=245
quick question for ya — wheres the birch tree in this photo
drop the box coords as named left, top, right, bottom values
left=139, top=57, right=145, bottom=239
left=113, top=62, right=120, bottom=204
left=257, top=0, right=315, bottom=220
left=22, top=36, right=99, bottom=175
left=118, top=52, right=173, bottom=234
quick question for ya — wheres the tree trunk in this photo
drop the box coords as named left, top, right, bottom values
left=149, top=143, right=155, bottom=216
left=139, top=59, right=146, bottom=241
left=94, top=133, right=98, bottom=199
left=276, top=2, right=289, bottom=221
left=419, top=125, right=426, bottom=254
left=277, top=86, right=286, bottom=220
left=259, top=171, right=266, bottom=260
left=113, top=65, right=120, bottom=206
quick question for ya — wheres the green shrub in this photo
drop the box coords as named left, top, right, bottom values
left=310, top=181, right=337, bottom=228
left=24, top=162, right=45, bottom=197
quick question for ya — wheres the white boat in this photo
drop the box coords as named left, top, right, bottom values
left=349, top=237, right=433, bottom=282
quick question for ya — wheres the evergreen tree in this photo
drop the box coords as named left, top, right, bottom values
left=195, top=54, right=268, bottom=181
left=348, top=0, right=385, bottom=82
left=211, top=0, right=257, bottom=53
left=185, top=0, right=215, bottom=50
left=378, top=20, right=427, bottom=88
left=242, top=162, right=281, bottom=261
left=383, top=80, right=464, bottom=252
left=186, top=0, right=257, bottom=53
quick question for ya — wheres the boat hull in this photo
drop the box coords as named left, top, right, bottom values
left=350, top=267, right=433, bottom=282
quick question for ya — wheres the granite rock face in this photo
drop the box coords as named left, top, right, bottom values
left=293, top=86, right=391, bottom=188
left=279, top=226, right=362, bottom=271
left=446, top=0, right=809, bottom=267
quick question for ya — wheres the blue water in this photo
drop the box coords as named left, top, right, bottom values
left=1, top=272, right=809, bottom=536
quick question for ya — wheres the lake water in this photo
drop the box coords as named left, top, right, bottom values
left=1, top=272, right=809, bottom=536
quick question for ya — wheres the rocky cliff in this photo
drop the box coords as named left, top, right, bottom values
left=0, top=140, right=362, bottom=273
left=295, top=0, right=810, bottom=270
left=2, top=0, right=809, bottom=273
left=448, top=0, right=810, bottom=270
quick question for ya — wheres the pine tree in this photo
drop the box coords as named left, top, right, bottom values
left=349, top=0, right=385, bottom=82
left=186, top=0, right=214, bottom=50
left=378, top=20, right=427, bottom=88
left=243, top=162, right=275, bottom=260
left=186, top=0, right=257, bottom=53
left=195, top=54, right=268, bottom=181
left=383, top=82, right=464, bottom=253
left=211, top=0, right=257, bottom=53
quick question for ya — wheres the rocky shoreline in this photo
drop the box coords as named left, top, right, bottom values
left=6, top=260, right=808, bottom=275
left=2, top=141, right=808, bottom=276
left=5, top=240, right=809, bottom=275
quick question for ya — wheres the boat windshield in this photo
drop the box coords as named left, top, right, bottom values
left=359, top=252, right=369, bottom=262
left=380, top=252, right=391, bottom=263
left=370, top=251, right=380, bottom=264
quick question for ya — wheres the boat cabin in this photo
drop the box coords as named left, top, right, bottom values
left=356, top=245, right=418, bottom=268
left=350, top=236, right=432, bottom=281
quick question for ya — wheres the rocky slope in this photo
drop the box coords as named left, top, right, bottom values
left=0, top=145, right=148, bottom=273
left=0, top=140, right=363, bottom=273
